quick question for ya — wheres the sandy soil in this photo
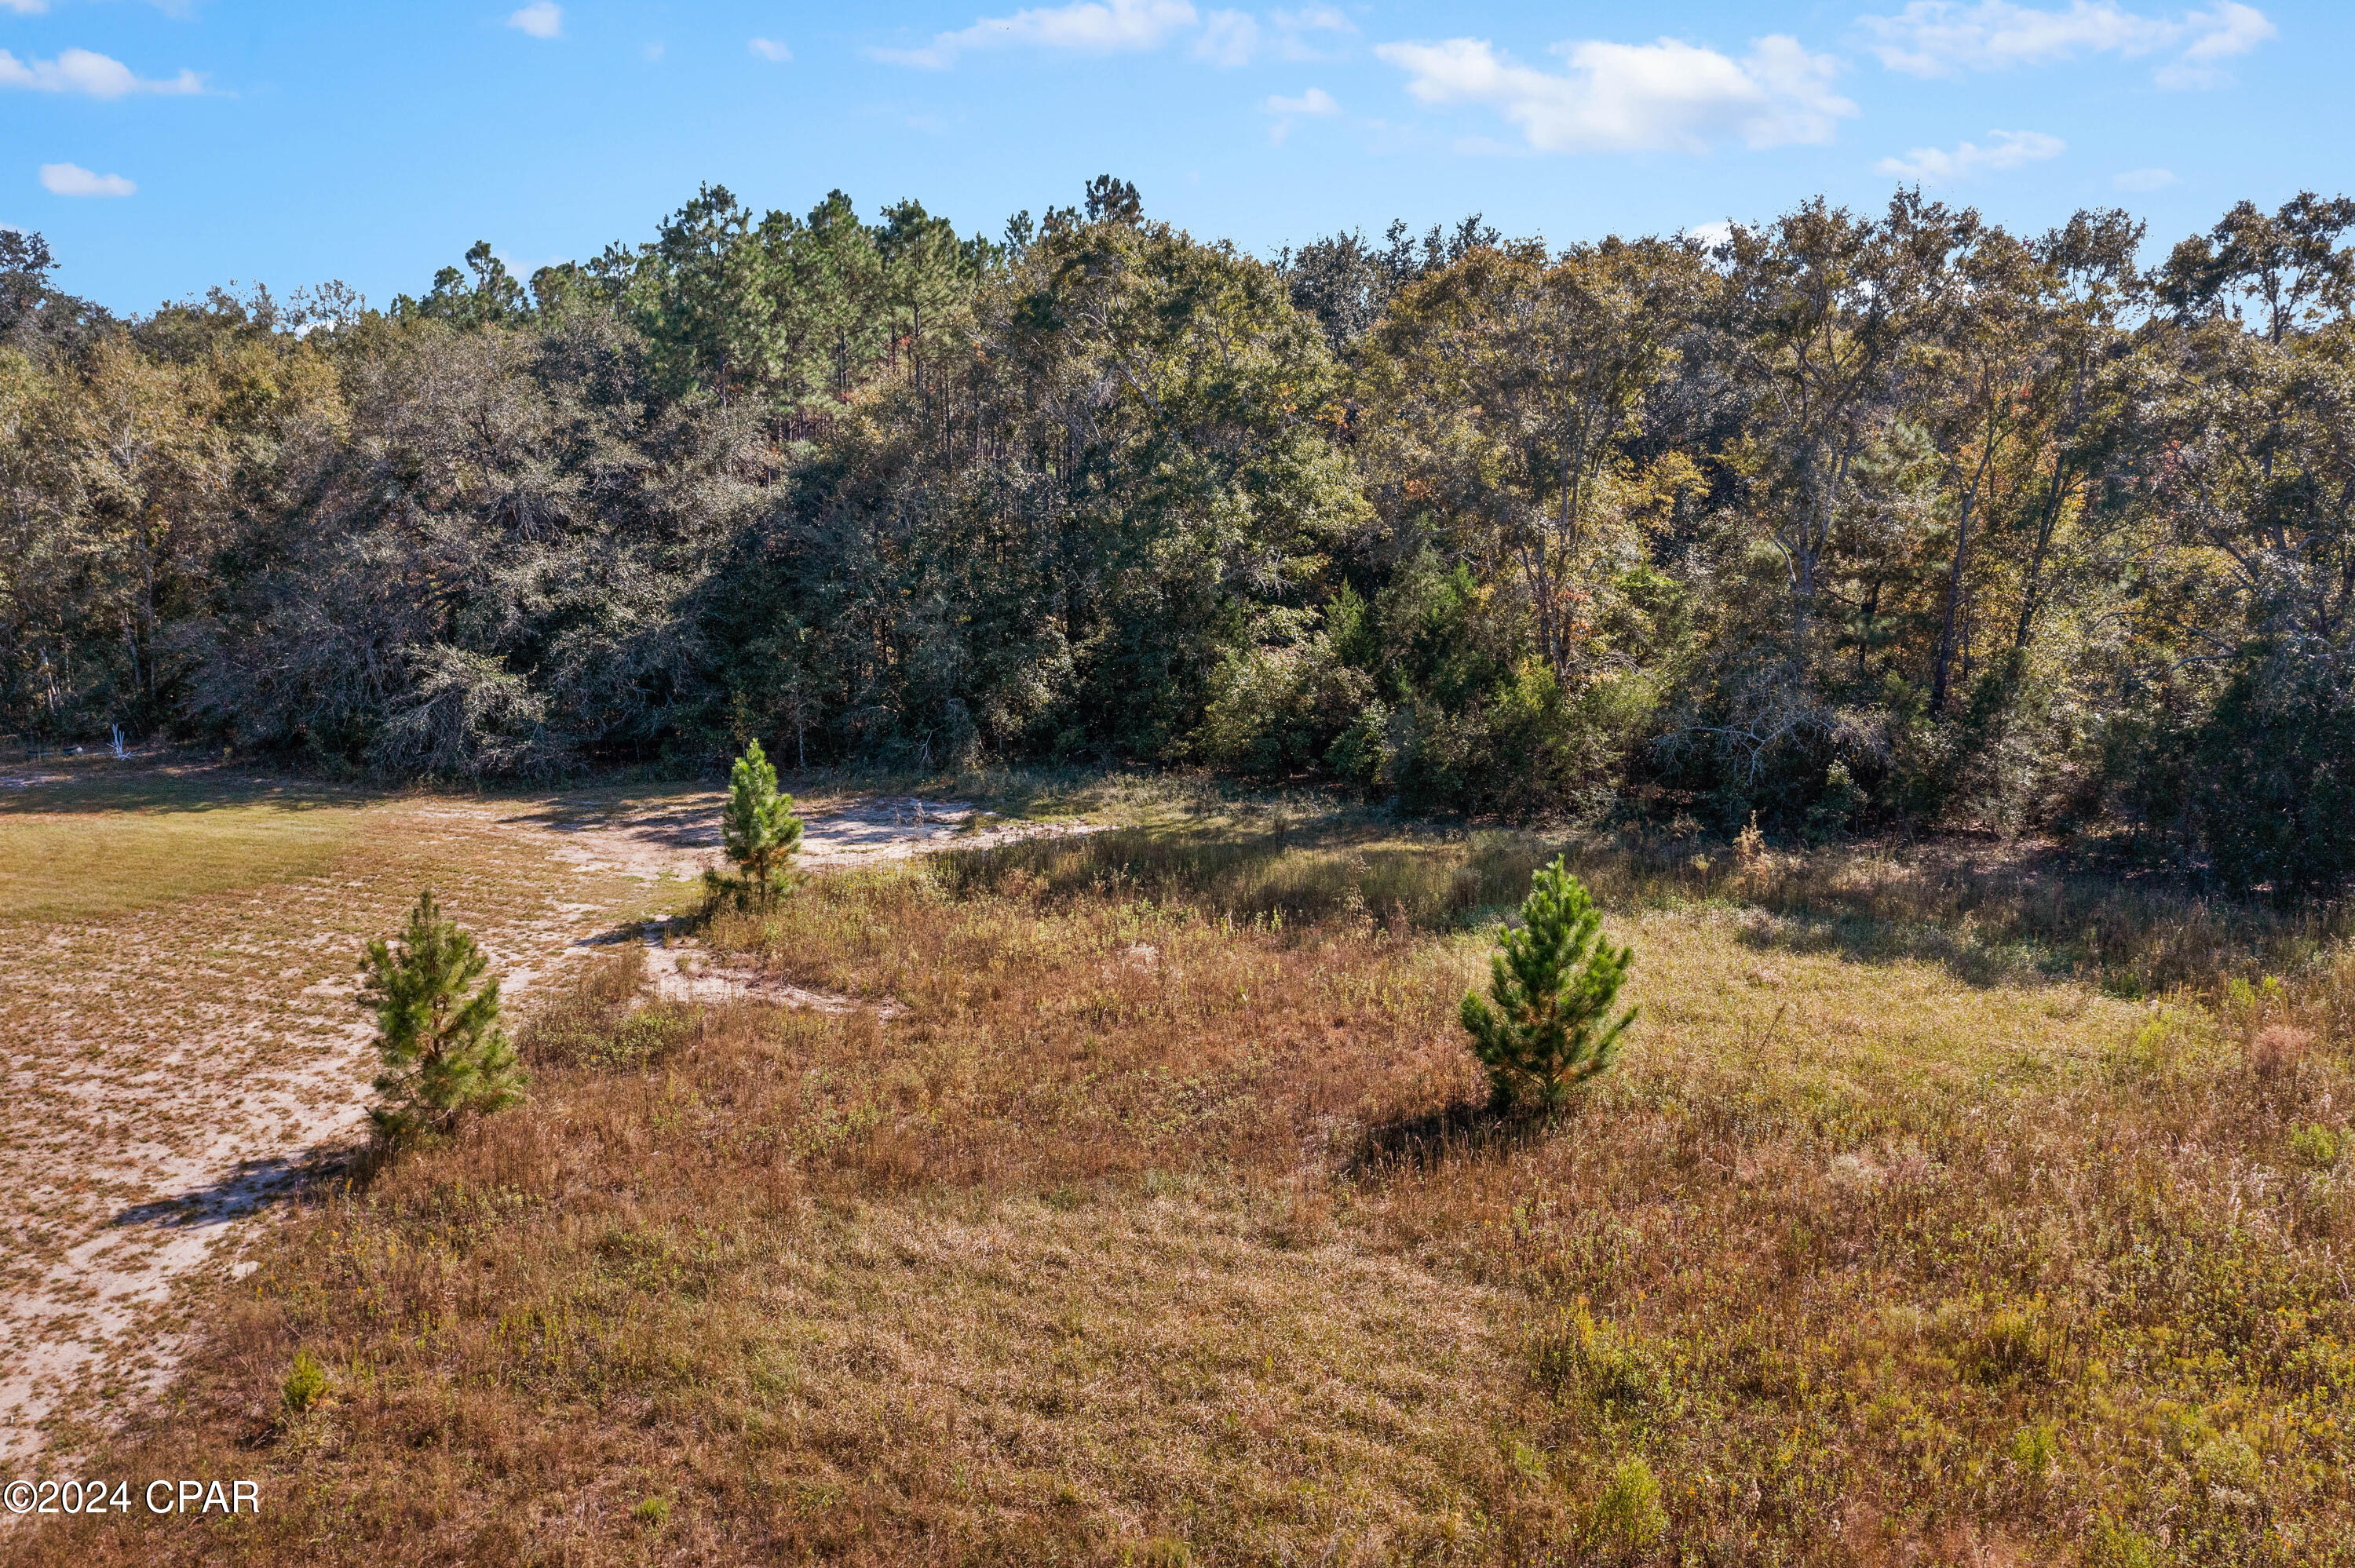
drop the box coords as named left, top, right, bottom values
left=542, top=793, right=1101, bottom=880
left=0, top=784, right=1094, bottom=1464
left=641, top=922, right=910, bottom=1018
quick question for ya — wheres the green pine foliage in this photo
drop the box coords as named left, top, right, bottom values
left=359, top=890, right=527, bottom=1143
left=721, top=739, right=803, bottom=895
left=1460, top=857, right=1637, bottom=1112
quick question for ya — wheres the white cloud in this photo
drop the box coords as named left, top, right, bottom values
left=874, top=0, right=1197, bottom=68
left=1193, top=5, right=1354, bottom=65
left=0, top=47, right=202, bottom=98
left=1195, top=10, right=1258, bottom=65
left=1263, top=84, right=1336, bottom=144
left=1273, top=5, right=1352, bottom=34
left=39, top=162, right=135, bottom=197
left=750, top=37, right=793, bottom=62
left=1875, top=127, right=2065, bottom=181
left=2113, top=165, right=2178, bottom=189
left=1857, top=2, right=2274, bottom=87
left=0, top=0, right=207, bottom=10
left=1375, top=33, right=1855, bottom=154
left=507, top=2, right=563, bottom=40
left=1264, top=86, right=1337, bottom=115
left=867, top=0, right=1348, bottom=70
left=1685, top=219, right=1736, bottom=250
left=2155, top=1, right=2273, bottom=83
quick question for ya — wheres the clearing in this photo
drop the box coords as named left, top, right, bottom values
left=6, top=783, right=2354, bottom=1565
left=0, top=763, right=1093, bottom=1464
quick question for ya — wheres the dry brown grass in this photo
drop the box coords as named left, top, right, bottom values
left=15, top=819, right=2355, bottom=1566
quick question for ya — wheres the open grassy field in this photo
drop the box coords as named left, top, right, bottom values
left=0, top=775, right=369, bottom=922
left=0, top=757, right=1116, bottom=1465
left=0, top=760, right=725, bottom=1461
left=9, top=786, right=2355, bottom=1564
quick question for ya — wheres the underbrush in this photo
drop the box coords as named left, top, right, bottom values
left=19, top=827, right=2355, bottom=1565
left=762, top=760, right=1294, bottom=835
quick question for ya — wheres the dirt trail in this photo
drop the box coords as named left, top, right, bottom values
left=0, top=786, right=1093, bottom=1464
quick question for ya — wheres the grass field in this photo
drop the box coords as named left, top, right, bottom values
left=0, top=769, right=376, bottom=922
left=9, top=793, right=2355, bottom=1564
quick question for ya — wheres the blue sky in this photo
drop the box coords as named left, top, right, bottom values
left=2, top=1, right=2346, bottom=312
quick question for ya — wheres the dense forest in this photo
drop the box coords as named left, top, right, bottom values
left=2, top=178, right=2350, bottom=893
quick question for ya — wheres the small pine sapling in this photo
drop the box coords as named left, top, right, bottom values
left=722, top=738, right=803, bottom=898
left=281, top=1351, right=328, bottom=1417
left=1460, top=856, right=1637, bottom=1112
left=360, top=890, right=526, bottom=1143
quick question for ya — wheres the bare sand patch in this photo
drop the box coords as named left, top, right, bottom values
left=641, top=921, right=907, bottom=1018
left=540, top=792, right=1101, bottom=881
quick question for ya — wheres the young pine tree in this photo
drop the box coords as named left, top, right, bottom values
left=722, top=738, right=803, bottom=896
left=360, top=891, right=526, bottom=1143
left=1460, top=857, right=1637, bottom=1112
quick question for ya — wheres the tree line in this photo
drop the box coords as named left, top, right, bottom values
left=2, top=177, right=2351, bottom=893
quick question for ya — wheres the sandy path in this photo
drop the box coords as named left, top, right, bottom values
left=0, top=785, right=1094, bottom=1464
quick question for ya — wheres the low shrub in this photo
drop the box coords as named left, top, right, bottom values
left=1590, top=1457, right=1667, bottom=1552
left=279, top=1351, right=327, bottom=1417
